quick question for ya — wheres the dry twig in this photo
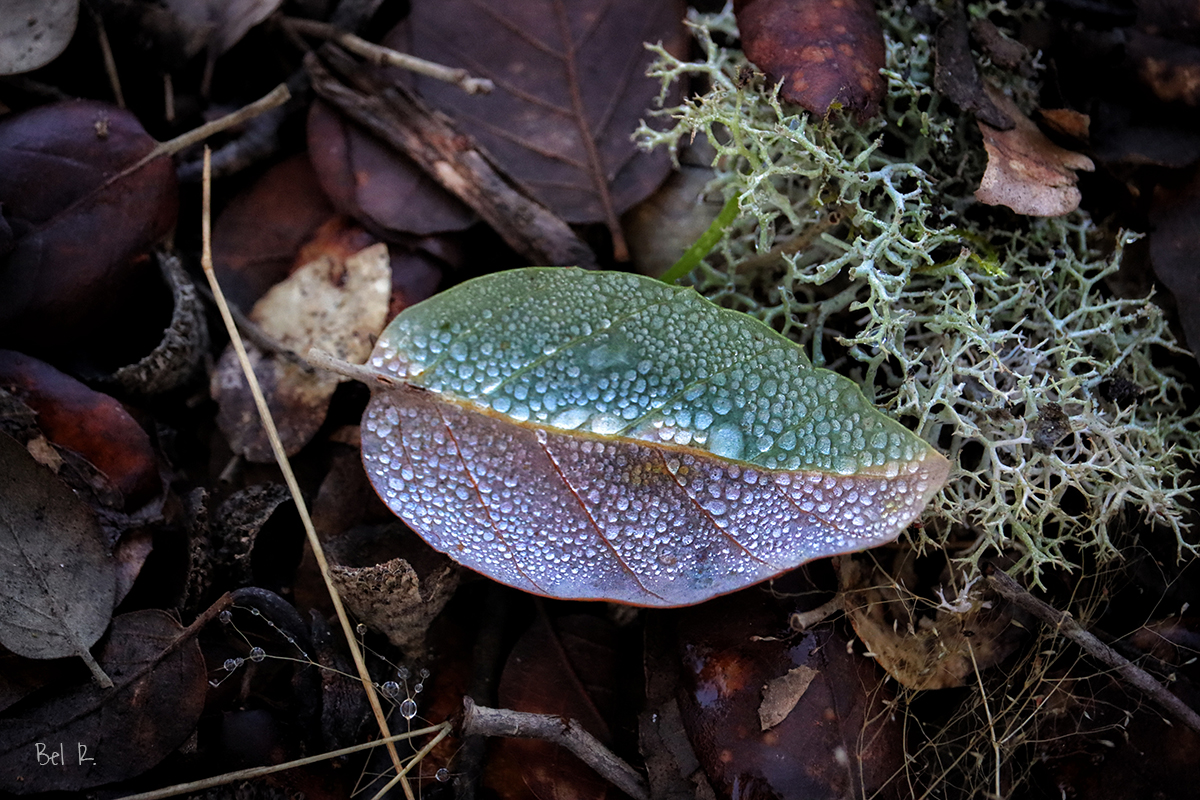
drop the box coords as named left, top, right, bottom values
left=987, top=565, right=1200, bottom=735
left=284, top=17, right=493, bottom=94
left=199, top=150, right=412, bottom=799
left=461, top=697, right=650, bottom=800
left=306, top=47, right=597, bottom=269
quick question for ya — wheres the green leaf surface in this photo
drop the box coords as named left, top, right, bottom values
left=360, top=268, right=949, bottom=606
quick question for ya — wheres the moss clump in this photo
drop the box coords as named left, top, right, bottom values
left=637, top=2, right=1200, bottom=584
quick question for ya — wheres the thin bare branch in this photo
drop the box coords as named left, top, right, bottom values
left=987, top=565, right=1200, bottom=735
left=461, top=698, right=650, bottom=800
left=284, top=16, right=493, bottom=94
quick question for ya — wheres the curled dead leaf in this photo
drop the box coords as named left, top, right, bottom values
left=839, top=555, right=1025, bottom=690
left=329, top=549, right=460, bottom=655
left=974, top=85, right=1094, bottom=216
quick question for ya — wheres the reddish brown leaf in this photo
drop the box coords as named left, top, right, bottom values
left=384, top=0, right=686, bottom=255
left=0, top=349, right=159, bottom=509
left=0, top=100, right=178, bottom=353
left=212, top=154, right=338, bottom=310
left=486, top=614, right=618, bottom=800
left=674, top=591, right=903, bottom=799
left=0, top=610, right=206, bottom=794
left=307, top=100, right=477, bottom=237
left=737, top=0, right=886, bottom=120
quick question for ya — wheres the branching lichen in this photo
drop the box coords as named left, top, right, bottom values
left=637, top=2, right=1200, bottom=585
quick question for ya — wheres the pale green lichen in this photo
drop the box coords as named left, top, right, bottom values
left=637, top=2, right=1200, bottom=585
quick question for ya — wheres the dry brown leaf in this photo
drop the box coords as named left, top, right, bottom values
left=839, top=556, right=1023, bottom=691
left=213, top=243, right=390, bottom=461
left=975, top=86, right=1095, bottom=216
left=758, top=665, right=819, bottom=731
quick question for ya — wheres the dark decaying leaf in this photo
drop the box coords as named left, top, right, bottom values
left=385, top=0, right=685, bottom=250
left=307, top=100, right=476, bottom=237
left=736, top=0, right=886, bottom=120
left=162, top=0, right=282, bottom=57
left=0, top=0, right=79, bottom=75
left=0, top=100, right=178, bottom=352
left=358, top=268, right=948, bottom=607
left=0, top=432, right=115, bottom=665
left=0, top=609, right=206, bottom=794
left=673, top=591, right=904, bottom=799
left=486, top=614, right=617, bottom=800
left=934, top=2, right=1013, bottom=129
left=1150, top=171, right=1200, bottom=363
left=213, top=243, right=391, bottom=461
left=0, top=349, right=160, bottom=509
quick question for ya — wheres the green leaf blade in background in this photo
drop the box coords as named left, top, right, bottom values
left=361, top=268, right=950, bottom=606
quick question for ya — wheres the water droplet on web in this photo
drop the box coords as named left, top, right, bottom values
left=397, top=666, right=410, bottom=680
left=400, top=699, right=418, bottom=719
left=419, top=668, right=430, bottom=679
left=413, top=683, right=424, bottom=694
left=219, top=610, right=232, bottom=624
left=356, top=623, right=367, bottom=635
left=249, top=647, right=266, bottom=663
left=381, top=681, right=400, bottom=699
left=249, top=608, right=261, bottom=616
left=435, top=768, right=450, bottom=783
left=224, top=658, right=241, bottom=672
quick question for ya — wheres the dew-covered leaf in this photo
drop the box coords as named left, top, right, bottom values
left=0, top=431, right=116, bottom=666
left=359, top=268, right=949, bottom=607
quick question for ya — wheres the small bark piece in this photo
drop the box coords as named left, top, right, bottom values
left=737, top=0, right=886, bottom=120
left=306, top=48, right=598, bottom=269
left=974, top=85, right=1094, bottom=216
